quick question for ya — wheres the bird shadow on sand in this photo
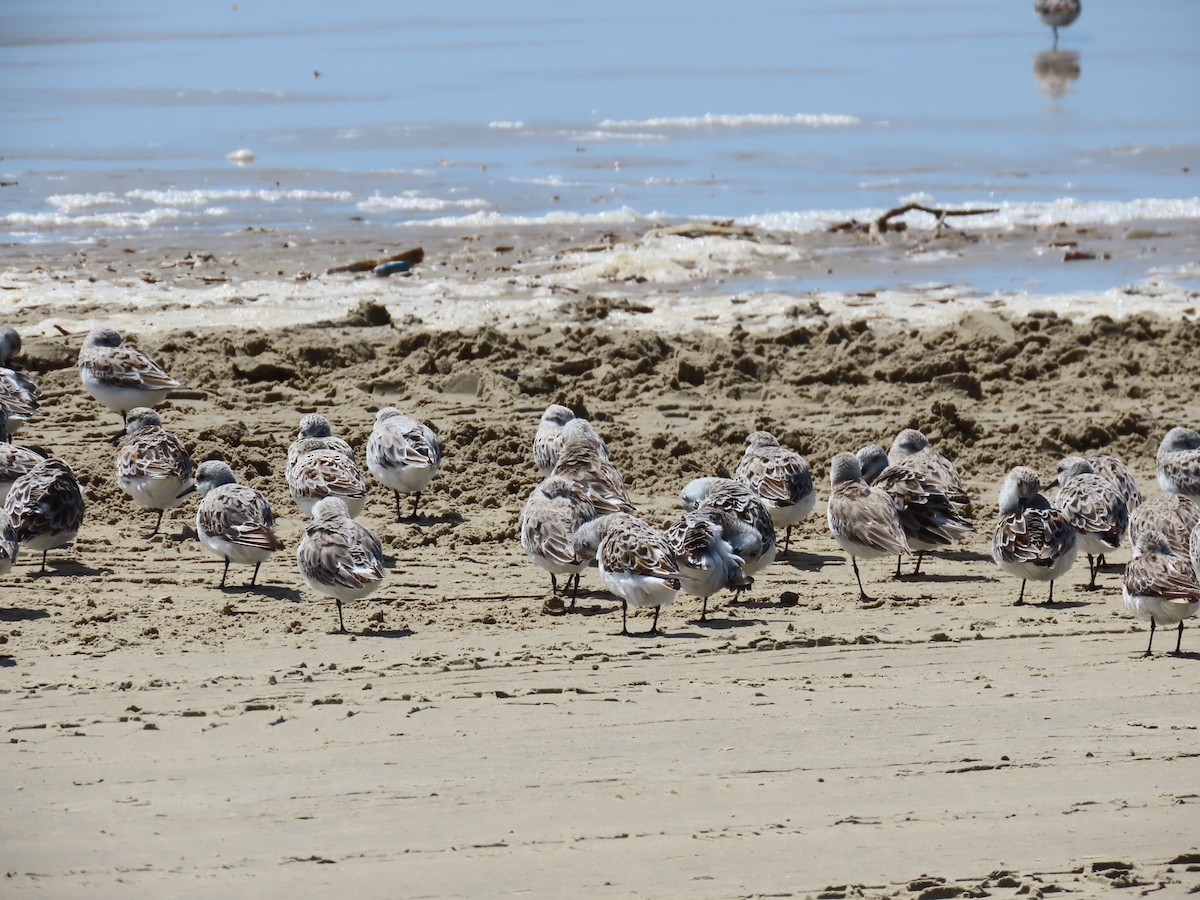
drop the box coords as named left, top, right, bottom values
left=221, top=584, right=304, bottom=602
left=619, top=629, right=705, bottom=640
left=1017, top=600, right=1092, bottom=611
left=29, top=560, right=109, bottom=578
left=0, top=655, right=15, bottom=668
left=400, top=511, right=466, bottom=528
left=690, top=616, right=764, bottom=630
left=779, top=552, right=842, bottom=572
left=0, top=607, right=50, bottom=622
left=933, top=549, right=996, bottom=564
left=894, top=573, right=995, bottom=585
left=346, top=627, right=415, bottom=640
left=726, top=597, right=792, bottom=611
left=567, top=602, right=619, bottom=617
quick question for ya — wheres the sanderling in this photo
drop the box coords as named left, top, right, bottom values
left=1129, top=492, right=1200, bottom=558
left=178, top=460, right=285, bottom=588
left=991, top=466, right=1077, bottom=605
left=552, top=418, right=634, bottom=515
left=532, top=404, right=577, bottom=476
left=827, top=452, right=910, bottom=603
left=113, top=407, right=195, bottom=536
left=734, top=430, right=815, bottom=555
left=519, top=474, right=597, bottom=605
left=573, top=512, right=680, bottom=636
left=1191, top=521, right=1200, bottom=578
left=297, top=496, right=386, bottom=634
left=288, top=438, right=368, bottom=519
left=2, top=457, right=86, bottom=572
left=0, top=509, right=17, bottom=577
left=887, top=429, right=970, bottom=511
left=0, top=408, right=45, bottom=505
left=665, top=508, right=752, bottom=621
left=0, top=327, right=40, bottom=437
left=680, top=477, right=777, bottom=585
left=366, top=407, right=442, bottom=521
left=1122, top=529, right=1200, bottom=657
left=1054, top=457, right=1129, bottom=589
left=1034, top=0, right=1081, bottom=46
left=1072, top=454, right=1142, bottom=517
left=1156, top=427, right=1200, bottom=498
left=857, top=444, right=973, bottom=577
left=78, top=327, right=183, bottom=422
left=286, top=413, right=355, bottom=471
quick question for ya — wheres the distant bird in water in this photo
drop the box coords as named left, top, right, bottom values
left=1034, top=0, right=1080, bottom=47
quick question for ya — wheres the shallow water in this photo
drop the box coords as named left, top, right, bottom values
left=3, top=0, right=1198, bottom=245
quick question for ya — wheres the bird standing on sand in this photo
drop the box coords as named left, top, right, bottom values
left=286, top=413, right=355, bottom=471
left=0, top=326, right=41, bottom=437
left=1122, top=529, right=1200, bottom=657
left=519, top=474, right=596, bottom=605
left=827, top=452, right=910, bottom=604
left=665, top=508, right=752, bottom=621
left=1054, top=457, right=1129, bottom=590
left=857, top=444, right=974, bottom=578
left=532, top=404, right=577, bottom=476
left=680, top=477, right=776, bottom=593
left=888, top=429, right=971, bottom=512
left=178, top=460, right=284, bottom=589
left=0, top=407, right=45, bottom=505
left=297, top=496, right=386, bottom=634
left=1156, top=427, right=1200, bottom=498
left=551, top=418, right=633, bottom=515
left=78, top=327, right=182, bottom=423
left=366, top=407, right=442, bottom=521
left=992, top=466, right=1077, bottom=605
left=574, top=513, right=680, bottom=636
left=3, top=457, right=85, bottom=573
left=1129, top=492, right=1200, bottom=558
left=113, top=407, right=195, bottom=536
left=734, top=430, right=815, bottom=555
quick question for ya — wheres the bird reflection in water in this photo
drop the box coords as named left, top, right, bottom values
left=1034, top=49, right=1081, bottom=99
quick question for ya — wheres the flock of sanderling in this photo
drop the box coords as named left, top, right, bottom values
left=1, top=319, right=1197, bottom=654
left=1, top=326, right=440, bottom=634
left=521, top=404, right=1200, bottom=656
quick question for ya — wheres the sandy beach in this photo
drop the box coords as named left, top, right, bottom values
left=2, top=221, right=1199, bottom=897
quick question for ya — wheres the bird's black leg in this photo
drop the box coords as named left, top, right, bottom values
left=1048, top=580, right=1055, bottom=604
left=621, top=600, right=629, bottom=636
left=784, top=526, right=792, bottom=555
left=894, top=554, right=902, bottom=579
left=700, top=596, right=709, bottom=622
left=1086, top=554, right=1097, bottom=590
left=152, top=508, right=164, bottom=536
left=569, top=574, right=579, bottom=609
left=1144, top=617, right=1156, bottom=657
left=644, top=605, right=660, bottom=636
left=852, top=557, right=873, bottom=602
left=912, top=552, right=925, bottom=577
left=550, top=573, right=559, bottom=596
left=251, top=562, right=262, bottom=587
left=411, top=493, right=421, bottom=519
left=393, top=490, right=402, bottom=523
left=336, top=599, right=347, bottom=634
left=40, top=550, right=48, bottom=573
left=1015, top=579, right=1026, bottom=606
left=220, top=557, right=230, bottom=589
left=1173, top=621, right=1184, bottom=656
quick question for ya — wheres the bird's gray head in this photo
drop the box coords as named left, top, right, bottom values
left=744, top=430, right=780, bottom=450
left=297, top=413, right=333, bottom=440
left=125, top=407, right=163, bottom=433
left=680, top=476, right=726, bottom=510
left=829, top=452, right=864, bottom=487
left=375, top=406, right=405, bottom=423
left=1134, top=529, right=1173, bottom=558
left=998, top=466, right=1043, bottom=514
left=0, top=326, right=20, bottom=366
left=84, top=326, right=123, bottom=349
left=192, top=460, right=238, bottom=496
left=541, top=404, right=575, bottom=427
left=538, top=475, right=582, bottom=501
left=1055, top=456, right=1095, bottom=486
left=890, top=429, right=929, bottom=456
left=1160, top=427, right=1200, bottom=454
left=312, top=496, right=352, bottom=521
left=571, top=513, right=623, bottom=558
left=855, top=445, right=889, bottom=483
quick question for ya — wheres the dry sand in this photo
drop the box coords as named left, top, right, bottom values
left=3, top=225, right=1200, bottom=898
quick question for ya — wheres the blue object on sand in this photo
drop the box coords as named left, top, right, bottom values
left=373, top=260, right=412, bottom=277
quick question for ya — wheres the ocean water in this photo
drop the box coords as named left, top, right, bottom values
left=1, top=0, right=1199, bottom=323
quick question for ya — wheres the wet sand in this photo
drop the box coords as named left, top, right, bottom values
left=3, top=226, right=1200, bottom=897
